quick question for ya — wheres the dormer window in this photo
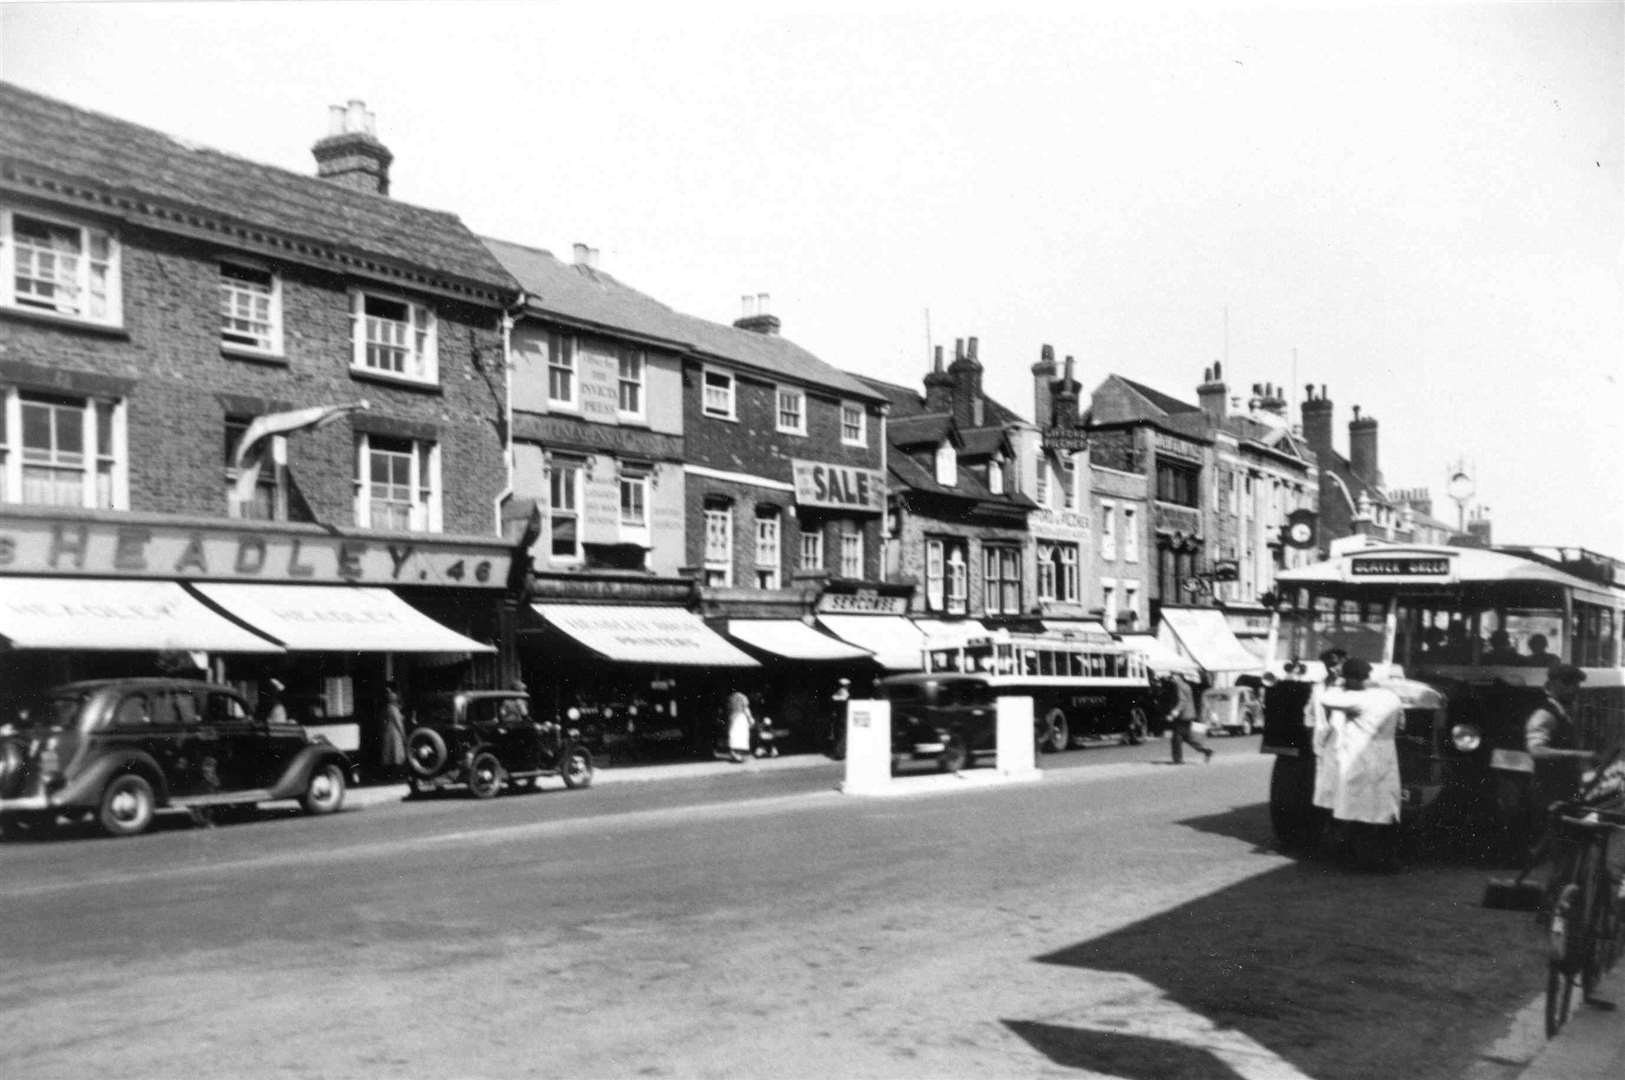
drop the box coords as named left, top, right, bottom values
left=988, top=456, right=1004, bottom=494
left=934, top=443, right=956, bottom=486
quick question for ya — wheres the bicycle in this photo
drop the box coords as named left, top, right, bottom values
left=1483, top=748, right=1625, bottom=1038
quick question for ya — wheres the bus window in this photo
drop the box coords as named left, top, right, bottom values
left=1023, top=650, right=1039, bottom=676
left=996, top=643, right=1017, bottom=676
left=1037, top=650, right=1054, bottom=677
left=1502, top=609, right=1565, bottom=665
left=1067, top=652, right=1084, bottom=677
left=1574, top=602, right=1615, bottom=667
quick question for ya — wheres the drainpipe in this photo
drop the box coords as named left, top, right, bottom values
left=878, top=402, right=891, bottom=581
left=492, top=294, right=527, bottom=535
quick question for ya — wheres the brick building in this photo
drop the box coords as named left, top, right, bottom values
left=0, top=84, right=519, bottom=765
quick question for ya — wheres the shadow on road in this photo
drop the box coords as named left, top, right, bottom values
left=1004, top=1020, right=1248, bottom=1080
left=1018, top=805, right=1544, bottom=1080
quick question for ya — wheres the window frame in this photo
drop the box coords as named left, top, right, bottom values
left=618, top=469, right=650, bottom=541
left=983, top=545, right=1023, bottom=616
left=774, top=386, right=807, bottom=436
left=1123, top=506, right=1139, bottom=562
left=545, top=455, right=584, bottom=562
left=218, top=260, right=283, bottom=356
left=755, top=507, right=782, bottom=589
left=934, top=443, right=956, bottom=486
left=839, top=527, right=864, bottom=580
left=702, top=367, right=736, bottom=420
left=0, top=206, right=122, bottom=326
left=926, top=538, right=946, bottom=611
left=946, top=546, right=968, bottom=615
left=223, top=415, right=287, bottom=521
left=840, top=402, right=866, bottom=447
left=547, top=332, right=578, bottom=410
left=355, top=432, right=442, bottom=533
left=617, top=348, right=645, bottom=419
left=704, top=500, right=734, bottom=586
left=350, top=289, right=438, bottom=386
left=1099, top=500, right=1117, bottom=560
left=1, top=390, right=127, bottom=510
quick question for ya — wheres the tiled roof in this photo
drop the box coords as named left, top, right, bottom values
left=0, top=81, right=514, bottom=295
left=1117, top=376, right=1201, bottom=417
left=486, top=237, right=883, bottom=402
left=887, top=413, right=954, bottom=447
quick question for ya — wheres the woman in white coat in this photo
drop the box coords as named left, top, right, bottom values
left=1319, top=657, right=1404, bottom=870
left=723, top=690, right=754, bottom=764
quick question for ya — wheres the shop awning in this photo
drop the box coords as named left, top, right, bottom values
left=817, top=615, right=926, bottom=671
left=191, top=583, right=493, bottom=653
left=0, top=577, right=281, bottom=652
left=1157, top=607, right=1263, bottom=673
left=1119, top=632, right=1202, bottom=678
left=725, top=619, right=873, bottom=662
left=911, top=619, right=990, bottom=647
left=534, top=604, right=758, bottom=667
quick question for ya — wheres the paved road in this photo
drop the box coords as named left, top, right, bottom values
left=0, top=739, right=1563, bottom=1079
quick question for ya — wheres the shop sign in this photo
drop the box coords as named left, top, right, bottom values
left=1225, top=612, right=1273, bottom=635
left=1032, top=508, right=1088, bottom=535
left=817, top=590, right=907, bottom=614
left=792, top=460, right=886, bottom=513
left=0, top=516, right=512, bottom=589
left=1042, top=427, right=1089, bottom=453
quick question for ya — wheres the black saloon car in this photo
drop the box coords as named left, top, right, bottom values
left=0, top=678, right=353, bottom=838
left=405, top=690, right=594, bottom=798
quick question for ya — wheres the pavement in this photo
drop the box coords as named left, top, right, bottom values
left=346, top=751, right=1625, bottom=1079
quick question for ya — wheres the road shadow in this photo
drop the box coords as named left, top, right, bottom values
left=1024, top=815, right=1545, bottom=1080
left=1004, top=1020, right=1247, bottom=1080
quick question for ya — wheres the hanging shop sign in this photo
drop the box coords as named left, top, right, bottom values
left=0, top=514, right=513, bottom=588
left=792, top=460, right=886, bottom=513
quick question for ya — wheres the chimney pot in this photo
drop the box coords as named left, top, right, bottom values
left=313, top=100, right=393, bottom=196
left=328, top=105, right=346, bottom=135
left=955, top=338, right=965, bottom=362
left=1041, top=343, right=1054, bottom=362
left=757, top=292, right=770, bottom=314
left=1063, top=355, right=1075, bottom=382
left=589, top=247, right=600, bottom=268
left=741, top=294, right=755, bottom=317
left=1214, top=360, right=1223, bottom=378
left=968, top=336, right=979, bottom=360
left=934, top=345, right=944, bottom=372
left=574, top=243, right=591, bottom=265
left=346, top=99, right=367, bottom=134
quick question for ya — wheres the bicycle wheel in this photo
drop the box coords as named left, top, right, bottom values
left=1581, top=845, right=1618, bottom=998
left=1546, top=883, right=1579, bottom=1037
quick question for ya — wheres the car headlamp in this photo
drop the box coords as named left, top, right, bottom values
left=1450, top=723, right=1482, bottom=753
left=567, top=707, right=581, bottom=721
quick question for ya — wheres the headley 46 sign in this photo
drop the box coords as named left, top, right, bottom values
left=791, top=460, right=886, bottom=513
left=0, top=516, right=513, bottom=589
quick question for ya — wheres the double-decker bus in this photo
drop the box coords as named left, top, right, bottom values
left=877, top=629, right=1158, bottom=771
left=1261, top=542, right=1624, bottom=856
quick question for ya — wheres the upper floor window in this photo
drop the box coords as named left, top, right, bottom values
left=547, top=333, right=577, bottom=408
left=219, top=262, right=281, bottom=354
left=1061, top=458, right=1077, bottom=511
left=356, top=434, right=440, bottom=532
left=0, top=391, right=124, bottom=509
left=934, top=443, right=956, bottom=486
left=776, top=387, right=806, bottom=435
left=619, top=470, right=648, bottom=532
left=1037, top=543, right=1080, bottom=603
left=841, top=403, right=866, bottom=446
left=1100, top=501, right=1117, bottom=559
left=617, top=350, right=644, bottom=417
left=926, top=539, right=946, bottom=610
left=546, top=456, right=583, bottom=560
left=1123, top=506, right=1139, bottom=562
left=839, top=527, right=864, bottom=579
left=704, top=499, right=733, bottom=586
left=755, top=507, right=782, bottom=589
left=1035, top=452, right=1050, bottom=507
left=224, top=416, right=285, bottom=521
left=988, top=456, right=1005, bottom=495
left=1, top=208, right=120, bottom=325
left=1156, top=459, right=1200, bottom=507
left=352, top=291, right=437, bottom=384
left=946, top=546, right=968, bottom=615
left=799, top=524, right=824, bottom=573
left=984, top=546, right=1022, bottom=615
left=703, top=369, right=736, bottom=419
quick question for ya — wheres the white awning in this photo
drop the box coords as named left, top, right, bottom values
left=817, top=615, right=926, bottom=671
left=1158, top=607, right=1263, bottom=673
left=725, top=620, right=873, bottom=662
left=1119, top=632, right=1202, bottom=678
left=1039, top=619, right=1115, bottom=643
left=535, top=604, right=758, bottom=667
left=911, top=619, right=989, bottom=646
left=0, top=577, right=281, bottom=652
left=191, top=583, right=493, bottom=653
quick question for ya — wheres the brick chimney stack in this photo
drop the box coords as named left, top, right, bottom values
left=948, top=335, right=985, bottom=428
left=733, top=292, right=780, bottom=335
left=1349, top=404, right=1380, bottom=487
left=1032, top=344, right=1057, bottom=426
left=1197, top=361, right=1227, bottom=424
left=1301, top=383, right=1334, bottom=457
left=1053, top=355, right=1081, bottom=428
left=924, top=344, right=954, bottom=414
left=312, top=100, right=393, bottom=196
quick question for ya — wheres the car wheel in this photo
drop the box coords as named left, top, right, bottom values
left=938, top=736, right=969, bottom=774
left=561, top=747, right=594, bottom=790
left=99, top=773, right=156, bottom=837
left=407, top=728, right=448, bottom=777
left=1036, top=708, right=1070, bottom=754
left=300, top=762, right=346, bottom=816
left=468, top=751, right=503, bottom=799
left=1123, top=707, right=1148, bottom=746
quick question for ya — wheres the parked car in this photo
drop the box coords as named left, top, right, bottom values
left=1201, top=686, right=1264, bottom=736
left=0, top=678, right=353, bottom=839
left=405, top=689, right=593, bottom=798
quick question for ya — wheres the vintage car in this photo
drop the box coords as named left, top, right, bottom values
left=0, top=677, right=353, bottom=838
left=1201, top=686, right=1264, bottom=736
left=405, top=689, right=594, bottom=798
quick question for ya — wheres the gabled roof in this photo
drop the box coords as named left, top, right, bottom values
left=0, top=81, right=513, bottom=297
left=1118, top=376, right=1202, bottom=417
left=485, top=237, right=883, bottom=402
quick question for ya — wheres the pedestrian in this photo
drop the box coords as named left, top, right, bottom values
left=1306, top=648, right=1348, bottom=830
left=723, top=690, right=753, bottom=764
left=829, top=678, right=852, bottom=758
left=1162, top=673, right=1212, bottom=765
left=1518, top=664, right=1595, bottom=846
left=378, top=681, right=407, bottom=782
left=1319, top=658, right=1404, bottom=871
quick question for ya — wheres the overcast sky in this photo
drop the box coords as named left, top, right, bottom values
left=2, top=1, right=1620, bottom=554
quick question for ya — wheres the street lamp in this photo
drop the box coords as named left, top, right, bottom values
left=1446, top=467, right=1476, bottom=534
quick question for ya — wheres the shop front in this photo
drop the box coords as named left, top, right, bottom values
left=0, top=508, right=516, bottom=779
left=719, top=614, right=877, bottom=753
left=1156, top=604, right=1264, bottom=689
left=814, top=585, right=924, bottom=674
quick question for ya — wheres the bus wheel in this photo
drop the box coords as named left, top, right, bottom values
left=1036, top=709, right=1070, bottom=754
left=1123, top=707, right=1148, bottom=746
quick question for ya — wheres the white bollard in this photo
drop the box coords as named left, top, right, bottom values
left=840, top=698, right=892, bottom=795
left=994, top=696, right=1041, bottom=781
